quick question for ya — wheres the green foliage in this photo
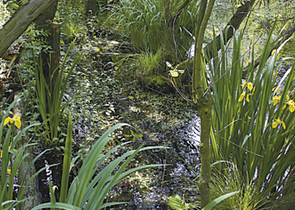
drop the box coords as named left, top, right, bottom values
left=32, top=123, right=166, bottom=210
left=235, top=1, right=295, bottom=63
left=209, top=23, right=295, bottom=207
left=62, top=22, right=81, bottom=41
left=22, top=24, right=51, bottom=54
left=59, top=113, right=73, bottom=203
left=202, top=191, right=239, bottom=210
left=0, top=2, right=10, bottom=28
left=33, top=42, right=82, bottom=144
left=118, top=48, right=174, bottom=92
left=57, top=0, right=86, bottom=42
left=110, top=0, right=198, bottom=61
left=4, top=0, right=21, bottom=14
left=0, top=96, right=44, bottom=210
left=168, top=190, right=239, bottom=210
left=135, top=49, right=163, bottom=78
left=134, top=48, right=171, bottom=89
left=169, top=194, right=194, bottom=210
left=211, top=163, right=262, bottom=210
left=145, top=75, right=172, bottom=91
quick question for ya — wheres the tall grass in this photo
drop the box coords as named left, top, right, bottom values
left=211, top=162, right=262, bottom=209
left=110, top=0, right=199, bottom=62
left=169, top=187, right=239, bottom=210
left=208, top=23, right=295, bottom=207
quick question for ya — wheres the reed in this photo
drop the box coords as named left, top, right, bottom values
left=208, top=23, right=295, bottom=207
left=33, top=41, right=82, bottom=144
left=0, top=96, right=47, bottom=210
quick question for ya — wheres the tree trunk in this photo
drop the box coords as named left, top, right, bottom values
left=34, top=0, right=60, bottom=107
left=193, top=0, right=215, bottom=208
left=198, top=94, right=212, bottom=208
left=0, top=0, right=57, bottom=57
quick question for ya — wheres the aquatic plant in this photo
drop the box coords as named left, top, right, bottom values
left=33, top=41, right=82, bottom=145
left=210, top=162, right=263, bottom=210
left=32, top=120, right=166, bottom=210
left=209, top=23, right=295, bottom=207
left=169, top=190, right=239, bottom=210
left=0, top=96, right=44, bottom=210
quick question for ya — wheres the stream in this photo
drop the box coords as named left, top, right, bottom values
left=34, top=92, right=202, bottom=209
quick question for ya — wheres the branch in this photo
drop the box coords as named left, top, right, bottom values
left=173, top=0, right=190, bottom=21
left=243, top=23, right=295, bottom=77
left=203, top=0, right=256, bottom=60
left=0, top=0, right=57, bottom=57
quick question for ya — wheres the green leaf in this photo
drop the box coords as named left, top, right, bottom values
left=202, top=191, right=239, bottom=210
left=241, top=134, right=250, bottom=148
left=169, top=195, right=186, bottom=210
left=31, top=202, right=80, bottom=210
left=59, top=114, right=73, bottom=203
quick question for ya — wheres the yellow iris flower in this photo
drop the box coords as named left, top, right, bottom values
left=238, top=91, right=246, bottom=102
left=0, top=146, right=18, bottom=158
left=272, top=95, right=281, bottom=106
left=272, top=93, right=295, bottom=113
left=247, top=82, right=253, bottom=91
left=4, top=115, right=21, bottom=129
left=241, top=82, right=247, bottom=87
left=246, top=93, right=252, bottom=102
left=239, top=81, right=255, bottom=103
left=241, top=82, right=253, bottom=91
left=7, top=168, right=11, bottom=175
left=272, top=118, right=286, bottom=129
left=286, top=100, right=295, bottom=112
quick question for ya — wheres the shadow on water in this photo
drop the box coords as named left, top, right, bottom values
left=104, top=114, right=202, bottom=209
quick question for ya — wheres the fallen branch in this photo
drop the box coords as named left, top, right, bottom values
left=203, top=0, right=256, bottom=60
left=243, top=23, right=295, bottom=77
